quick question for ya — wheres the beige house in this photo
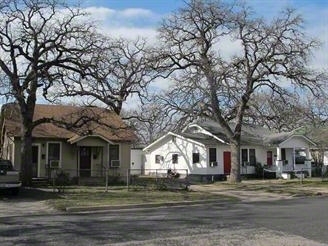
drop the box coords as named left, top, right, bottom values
left=0, top=103, right=136, bottom=182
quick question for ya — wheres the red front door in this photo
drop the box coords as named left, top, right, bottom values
left=223, top=151, right=231, bottom=174
left=267, top=151, right=273, bottom=166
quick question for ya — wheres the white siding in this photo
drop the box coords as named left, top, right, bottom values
left=144, top=134, right=264, bottom=175
left=144, top=135, right=212, bottom=175
left=280, top=136, right=312, bottom=148
left=324, top=151, right=328, bottom=166
left=131, top=149, right=143, bottom=170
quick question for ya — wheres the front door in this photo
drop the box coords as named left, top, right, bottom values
left=267, top=151, right=273, bottom=166
left=32, top=145, right=39, bottom=177
left=80, top=147, right=91, bottom=177
left=223, top=151, right=231, bottom=174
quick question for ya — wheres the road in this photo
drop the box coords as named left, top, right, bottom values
left=1, top=197, right=328, bottom=245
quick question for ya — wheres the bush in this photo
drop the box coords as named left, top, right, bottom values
left=55, top=170, right=70, bottom=193
left=254, top=162, right=264, bottom=178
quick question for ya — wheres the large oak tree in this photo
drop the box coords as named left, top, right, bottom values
left=0, top=0, right=99, bottom=185
left=156, top=0, right=325, bottom=182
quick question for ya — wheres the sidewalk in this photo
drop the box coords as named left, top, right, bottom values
left=65, top=198, right=228, bottom=213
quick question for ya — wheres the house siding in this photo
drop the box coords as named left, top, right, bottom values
left=144, top=135, right=231, bottom=176
left=144, top=134, right=274, bottom=176
left=11, top=137, right=132, bottom=180
left=108, top=143, right=131, bottom=178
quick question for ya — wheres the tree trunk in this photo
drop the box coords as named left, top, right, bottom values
left=229, top=141, right=241, bottom=183
left=20, top=125, right=33, bottom=186
left=19, top=100, right=36, bottom=187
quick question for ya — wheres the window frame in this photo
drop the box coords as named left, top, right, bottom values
left=209, top=147, right=218, bottom=166
left=172, top=154, right=178, bottom=164
left=46, top=142, right=62, bottom=168
left=192, top=152, right=200, bottom=164
left=109, top=144, right=120, bottom=168
left=241, top=148, right=256, bottom=166
left=155, top=154, right=163, bottom=164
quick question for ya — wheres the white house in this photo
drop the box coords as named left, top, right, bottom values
left=143, top=120, right=316, bottom=180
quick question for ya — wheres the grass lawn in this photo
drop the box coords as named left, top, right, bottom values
left=13, top=178, right=328, bottom=211
left=210, top=178, right=328, bottom=196
left=42, top=186, right=227, bottom=211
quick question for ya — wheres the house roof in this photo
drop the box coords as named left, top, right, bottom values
left=1, top=103, right=136, bottom=143
left=184, top=119, right=316, bottom=147
left=143, top=132, right=209, bottom=152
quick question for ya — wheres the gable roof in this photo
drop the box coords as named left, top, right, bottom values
left=184, top=119, right=316, bottom=147
left=1, top=103, right=136, bottom=143
left=143, top=132, right=209, bottom=152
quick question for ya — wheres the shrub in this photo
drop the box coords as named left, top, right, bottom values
left=55, top=170, right=70, bottom=193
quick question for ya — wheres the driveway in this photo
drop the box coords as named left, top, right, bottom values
left=0, top=188, right=56, bottom=218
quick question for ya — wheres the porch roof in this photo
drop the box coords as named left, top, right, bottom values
left=67, top=134, right=115, bottom=144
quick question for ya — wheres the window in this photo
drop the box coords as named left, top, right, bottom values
left=109, top=144, right=120, bottom=167
left=192, top=153, right=200, bottom=164
left=155, top=155, right=163, bottom=164
left=249, top=149, right=256, bottom=166
left=241, top=149, right=248, bottom=165
left=241, top=149, right=256, bottom=166
left=209, top=148, right=217, bottom=166
left=172, top=154, right=178, bottom=164
left=281, top=148, right=286, bottom=160
left=295, top=149, right=306, bottom=164
left=48, top=142, right=61, bottom=166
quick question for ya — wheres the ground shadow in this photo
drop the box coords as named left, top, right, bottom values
left=0, top=187, right=61, bottom=202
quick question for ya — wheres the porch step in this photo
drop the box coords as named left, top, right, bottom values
left=32, top=177, right=49, bottom=187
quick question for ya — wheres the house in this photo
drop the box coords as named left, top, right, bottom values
left=143, top=120, right=316, bottom=180
left=0, top=103, right=136, bottom=183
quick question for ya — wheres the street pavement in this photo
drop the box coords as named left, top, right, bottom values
left=1, top=197, right=328, bottom=245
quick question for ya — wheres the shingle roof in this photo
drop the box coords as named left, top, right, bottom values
left=1, top=103, right=136, bottom=142
left=190, top=119, right=295, bottom=146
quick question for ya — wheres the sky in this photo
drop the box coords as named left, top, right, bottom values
left=62, top=0, right=328, bottom=109
left=1, top=0, right=328, bottom=107
left=79, top=0, right=328, bottom=69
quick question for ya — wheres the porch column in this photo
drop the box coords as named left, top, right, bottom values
left=293, top=147, right=295, bottom=171
left=305, top=147, right=312, bottom=178
left=276, top=147, right=282, bottom=178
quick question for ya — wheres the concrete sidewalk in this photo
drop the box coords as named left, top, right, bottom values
left=65, top=198, right=228, bottom=213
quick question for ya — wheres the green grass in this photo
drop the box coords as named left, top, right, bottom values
left=44, top=186, right=226, bottom=211
left=209, top=178, right=328, bottom=196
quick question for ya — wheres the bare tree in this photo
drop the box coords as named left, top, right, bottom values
left=247, top=92, right=328, bottom=131
left=52, top=37, right=156, bottom=115
left=0, top=0, right=99, bottom=185
left=156, top=0, right=325, bottom=182
left=124, top=99, right=190, bottom=145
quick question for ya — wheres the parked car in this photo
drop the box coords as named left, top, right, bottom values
left=0, top=159, right=21, bottom=195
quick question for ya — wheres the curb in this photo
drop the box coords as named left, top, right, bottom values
left=65, top=199, right=226, bottom=213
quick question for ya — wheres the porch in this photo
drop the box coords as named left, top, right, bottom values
left=275, top=147, right=312, bottom=178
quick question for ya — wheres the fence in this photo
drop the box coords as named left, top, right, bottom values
left=37, top=166, right=125, bottom=189
left=127, top=168, right=190, bottom=190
